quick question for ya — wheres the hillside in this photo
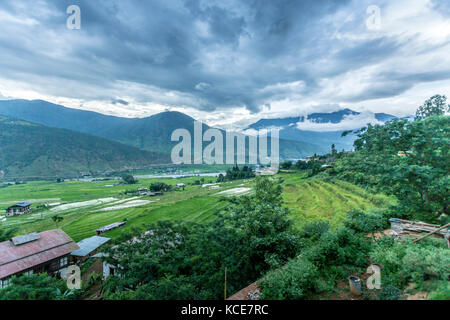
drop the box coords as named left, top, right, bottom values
left=0, top=116, right=169, bottom=179
left=0, top=99, right=327, bottom=159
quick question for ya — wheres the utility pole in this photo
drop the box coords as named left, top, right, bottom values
left=224, top=267, right=227, bottom=300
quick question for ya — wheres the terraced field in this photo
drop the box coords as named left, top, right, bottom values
left=282, top=174, right=392, bottom=228
left=0, top=172, right=392, bottom=242
left=0, top=177, right=251, bottom=241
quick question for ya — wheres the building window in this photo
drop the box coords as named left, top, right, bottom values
left=59, top=256, right=68, bottom=268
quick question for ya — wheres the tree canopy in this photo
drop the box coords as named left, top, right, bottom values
left=102, top=176, right=299, bottom=299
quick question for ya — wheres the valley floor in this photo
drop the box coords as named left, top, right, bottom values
left=0, top=172, right=391, bottom=242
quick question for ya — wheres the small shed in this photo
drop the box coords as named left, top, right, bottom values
left=71, top=236, right=111, bottom=262
left=6, top=202, right=33, bottom=217
left=96, top=221, right=127, bottom=235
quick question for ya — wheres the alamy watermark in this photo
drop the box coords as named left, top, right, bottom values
left=366, top=264, right=381, bottom=290
left=66, top=5, right=81, bottom=30
left=66, top=265, right=81, bottom=290
left=366, top=5, right=381, bottom=30
left=170, top=121, right=279, bottom=169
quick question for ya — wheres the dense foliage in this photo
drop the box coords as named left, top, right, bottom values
left=0, top=226, right=16, bottom=242
left=259, top=221, right=371, bottom=299
left=122, top=174, right=138, bottom=185
left=149, top=182, right=172, bottom=192
left=0, top=274, right=67, bottom=300
left=333, top=112, right=449, bottom=223
left=102, top=176, right=299, bottom=299
left=217, top=165, right=255, bottom=182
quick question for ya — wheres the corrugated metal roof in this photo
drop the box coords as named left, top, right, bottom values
left=11, top=233, right=40, bottom=246
left=96, top=221, right=126, bottom=233
left=7, top=201, right=32, bottom=209
left=71, top=236, right=111, bottom=257
left=0, top=229, right=79, bottom=279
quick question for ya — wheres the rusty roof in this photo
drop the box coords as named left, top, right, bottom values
left=227, top=282, right=260, bottom=300
left=0, top=229, right=79, bottom=279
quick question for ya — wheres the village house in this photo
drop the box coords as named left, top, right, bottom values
left=0, top=229, right=79, bottom=288
left=71, top=235, right=111, bottom=263
left=138, top=188, right=148, bottom=196
left=305, top=156, right=320, bottom=163
left=5, top=202, right=32, bottom=217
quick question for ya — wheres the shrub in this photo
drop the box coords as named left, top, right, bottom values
left=377, top=285, right=405, bottom=300
left=370, top=239, right=450, bottom=288
left=344, top=209, right=386, bottom=234
left=429, top=281, right=450, bottom=300
left=259, top=258, right=319, bottom=300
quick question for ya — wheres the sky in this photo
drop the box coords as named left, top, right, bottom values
left=0, top=0, right=449, bottom=130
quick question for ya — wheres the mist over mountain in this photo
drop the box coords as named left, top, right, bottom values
left=245, top=108, right=398, bottom=151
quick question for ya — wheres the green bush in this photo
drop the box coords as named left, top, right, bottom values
left=298, top=221, right=330, bottom=244
left=260, top=226, right=372, bottom=299
left=377, top=285, right=405, bottom=300
left=428, top=281, right=450, bottom=300
left=370, top=239, right=450, bottom=287
left=344, top=209, right=386, bottom=234
left=260, top=258, right=319, bottom=300
left=0, top=274, right=66, bottom=300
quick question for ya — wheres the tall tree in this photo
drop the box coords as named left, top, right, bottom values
left=416, top=94, right=449, bottom=118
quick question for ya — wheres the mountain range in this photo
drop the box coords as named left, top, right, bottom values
left=246, top=108, right=397, bottom=151
left=0, top=115, right=169, bottom=180
left=0, top=100, right=326, bottom=178
left=0, top=99, right=400, bottom=179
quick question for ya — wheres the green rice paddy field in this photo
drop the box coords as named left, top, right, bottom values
left=0, top=173, right=392, bottom=242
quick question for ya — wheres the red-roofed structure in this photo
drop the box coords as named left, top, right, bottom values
left=0, top=229, right=79, bottom=288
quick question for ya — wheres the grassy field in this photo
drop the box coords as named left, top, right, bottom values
left=0, top=176, right=251, bottom=241
left=0, top=172, right=391, bottom=242
left=281, top=173, right=393, bottom=228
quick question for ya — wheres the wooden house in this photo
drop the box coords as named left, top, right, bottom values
left=0, top=229, right=79, bottom=288
left=6, top=202, right=32, bottom=217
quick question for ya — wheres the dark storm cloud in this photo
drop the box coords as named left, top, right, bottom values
left=0, top=0, right=449, bottom=115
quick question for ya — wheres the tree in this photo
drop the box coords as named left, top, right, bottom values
left=331, top=144, right=337, bottom=155
left=0, top=227, right=16, bottom=242
left=221, top=165, right=255, bottom=181
left=0, top=274, right=67, bottom=300
left=416, top=94, right=449, bottom=118
left=295, top=160, right=308, bottom=170
left=333, top=113, right=449, bottom=222
left=149, top=182, right=172, bottom=192
left=122, top=174, right=138, bottom=185
left=52, top=215, right=64, bottom=228
left=102, top=176, right=299, bottom=300
left=280, top=161, right=293, bottom=170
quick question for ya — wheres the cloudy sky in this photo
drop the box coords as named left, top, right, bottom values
left=0, top=0, right=449, bottom=129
